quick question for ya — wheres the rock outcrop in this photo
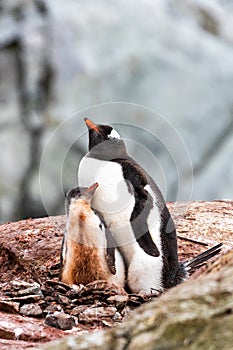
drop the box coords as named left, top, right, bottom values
left=0, top=200, right=232, bottom=349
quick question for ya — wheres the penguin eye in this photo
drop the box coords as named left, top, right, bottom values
left=99, top=223, right=104, bottom=231
left=109, top=129, right=120, bottom=139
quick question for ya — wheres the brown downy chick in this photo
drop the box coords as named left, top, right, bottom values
left=60, top=183, right=125, bottom=287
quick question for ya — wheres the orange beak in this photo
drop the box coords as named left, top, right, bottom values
left=84, top=118, right=100, bottom=133
left=84, top=182, right=99, bottom=195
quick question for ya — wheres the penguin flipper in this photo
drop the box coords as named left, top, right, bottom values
left=131, top=186, right=160, bottom=257
left=59, top=233, right=66, bottom=280
left=136, top=231, right=160, bottom=257
left=105, top=228, right=117, bottom=275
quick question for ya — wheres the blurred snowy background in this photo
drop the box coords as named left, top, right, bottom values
left=0, top=0, right=233, bottom=223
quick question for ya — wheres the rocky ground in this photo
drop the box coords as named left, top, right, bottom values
left=0, top=200, right=232, bottom=349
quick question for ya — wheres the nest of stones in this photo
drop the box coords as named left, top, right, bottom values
left=0, top=264, right=158, bottom=331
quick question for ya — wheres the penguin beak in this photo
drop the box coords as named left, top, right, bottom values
left=84, top=118, right=100, bottom=133
left=84, top=182, right=99, bottom=197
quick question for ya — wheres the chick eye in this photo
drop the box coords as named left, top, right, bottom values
left=99, top=223, right=104, bottom=231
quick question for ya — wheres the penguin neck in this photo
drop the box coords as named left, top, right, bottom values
left=88, top=139, right=129, bottom=161
left=67, top=200, right=106, bottom=248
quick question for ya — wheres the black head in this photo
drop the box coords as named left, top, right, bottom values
left=65, top=182, right=99, bottom=214
left=84, top=118, right=127, bottom=159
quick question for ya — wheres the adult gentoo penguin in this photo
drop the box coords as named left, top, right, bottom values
left=78, top=118, right=222, bottom=294
left=60, top=182, right=125, bottom=287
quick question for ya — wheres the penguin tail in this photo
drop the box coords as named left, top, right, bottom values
left=183, top=243, right=222, bottom=273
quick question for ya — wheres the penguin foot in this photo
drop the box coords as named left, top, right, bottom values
left=138, top=288, right=162, bottom=298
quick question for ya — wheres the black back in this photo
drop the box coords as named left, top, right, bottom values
left=114, top=157, right=185, bottom=287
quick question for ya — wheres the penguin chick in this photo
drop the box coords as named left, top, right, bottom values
left=60, top=183, right=125, bottom=287
left=79, top=119, right=222, bottom=295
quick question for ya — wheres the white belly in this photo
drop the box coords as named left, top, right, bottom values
left=78, top=156, right=164, bottom=289
left=144, top=184, right=162, bottom=251
left=128, top=188, right=164, bottom=294
left=127, top=252, right=163, bottom=294
left=78, top=156, right=136, bottom=248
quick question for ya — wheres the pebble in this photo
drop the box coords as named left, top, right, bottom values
left=57, top=294, right=70, bottom=305
left=6, top=281, right=43, bottom=298
left=45, top=312, right=75, bottom=330
left=0, top=300, right=20, bottom=314
left=2, top=294, right=42, bottom=304
left=17, top=285, right=42, bottom=297
left=70, top=305, right=88, bottom=316
left=12, top=280, right=37, bottom=289
left=101, top=319, right=114, bottom=327
left=78, top=306, right=117, bottom=323
left=44, top=303, right=64, bottom=314
left=44, top=280, right=71, bottom=293
left=107, top=295, right=129, bottom=309
left=66, top=285, right=84, bottom=299
left=19, top=303, right=43, bottom=317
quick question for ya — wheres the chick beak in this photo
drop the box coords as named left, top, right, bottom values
left=84, top=182, right=99, bottom=197
left=84, top=118, right=100, bottom=133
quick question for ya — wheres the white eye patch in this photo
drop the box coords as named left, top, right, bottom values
left=109, top=129, right=121, bottom=139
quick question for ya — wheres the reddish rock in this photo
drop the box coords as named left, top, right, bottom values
left=0, top=311, right=65, bottom=343
left=0, top=201, right=232, bottom=349
left=19, top=304, right=43, bottom=317
left=78, top=306, right=117, bottom=323
left=0, top=216, right=65, bottom=287
left=44, top=312, right=75, bottom=330
left=0, top=301, right=20, bottom=314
